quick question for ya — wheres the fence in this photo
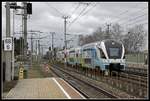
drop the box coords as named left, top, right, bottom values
left=125, top=53, right=148, bottom=64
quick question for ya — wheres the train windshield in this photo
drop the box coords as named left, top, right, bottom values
left=109, top=48, right=119, bottom=57
left=104, top=40, right=123, bottom=59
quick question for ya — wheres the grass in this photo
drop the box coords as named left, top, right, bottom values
left=27, top=63, right=44, bottom=78
left=27, top=62, right=53, bottom=78
left=125, top=53, right=146, bottom=63
left=2, top=61, right=53, bottom=98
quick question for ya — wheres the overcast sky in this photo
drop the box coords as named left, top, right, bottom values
left=2, top=2, right=148, bottom=54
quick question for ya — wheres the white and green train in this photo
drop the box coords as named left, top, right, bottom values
left=56, top=39, right=126, bottom=74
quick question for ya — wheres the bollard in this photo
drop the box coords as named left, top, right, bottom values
left=119, top=83, right=122, bottom=89
left=139, top=89, right=142, bottom=97
left=19, top=64, right=24, bottom=79
left=126, top=83, right=129, bottom=92
left=130, top=87, right=133, bottom=93
left=111, top=80, right=113, bottom=85
left=116, top=81, right=118, bottom=88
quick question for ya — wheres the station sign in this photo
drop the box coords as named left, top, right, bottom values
left=4, top=37, right=12, bottom=51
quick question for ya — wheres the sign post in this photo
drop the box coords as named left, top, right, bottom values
left=4, top=37, right=12, bottom=51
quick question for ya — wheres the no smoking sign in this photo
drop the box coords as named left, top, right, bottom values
left=4, top=38, right=12, bottom=51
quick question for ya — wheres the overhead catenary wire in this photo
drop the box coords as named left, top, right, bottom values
left=70, top=3, right=81, bottom=17
left=45, top=3, right=64, bottom=16
left=116, top=7, right=146, bottom=19
left=112, top=7, right=148, bottom=24
left=27, top=35, right=50, bottom=39
left=67, top=3, right=91, bottom=29
left=116, top=13, right=148, bottom=27
left=109, top=9, right=148, bottom=29
left=80, top=3, right=97, bottom=17
left=118, top=13, right=147, bottom=24
left=121, top=16, right=148, bottom=27
left=106, top=3, right=146, bottom=24
left=67, top=3, right=97, bottom=32
left=96, top=3, right=138, bottom=23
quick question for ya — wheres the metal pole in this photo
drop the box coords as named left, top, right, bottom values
left=5, top=2, right=12, bottom=81
left=137, top=53, right=138, bottom=64
left=23, top=2, right=27, bottom=60
left=51, top=32, right=55, bottom=61
left=106, top=23, right=111, bottom=39
left=38, top=40, right=40, bottom=63
left=21, top=5, right=24, bottom=62
left=32, top=39, right=34, bottom=62
left=36, top=40, right=37, bottom=61
left=11, top=9, right=15, bottom=80
left=64, top=18, right=67, bottom=50
left=52, top=33, right=54, bottom=62
left=63, top=16, right=69, bottom=68
left=64, top=16, right=67, bottom=68
left=42, top=46, right=43, bottom=58
left=52, top=33, right=54, bottom=51
left=31, top=34, right=33, bottom=66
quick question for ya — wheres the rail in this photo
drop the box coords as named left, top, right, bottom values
left=50, top=64, right=119, bottom=98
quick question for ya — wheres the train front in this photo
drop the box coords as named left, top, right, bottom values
left=100, top=39, right=125, bottom=73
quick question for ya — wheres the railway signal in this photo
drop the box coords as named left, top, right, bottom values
left=4, top=2, right=33, bottom=81
left=27, top=3, right=32, bottom=14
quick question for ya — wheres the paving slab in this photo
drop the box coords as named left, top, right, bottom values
left=5, top=78, right=85, bottom=99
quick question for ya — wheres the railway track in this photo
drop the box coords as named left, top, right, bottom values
left=122, top=67, right=147, bottom=77
left=110, top=71, right=148, bottom=88
left=50, top=64, right=119, bottom=99
left=111, top=67, right=148, bottom=87
left=63, top=63, right=148, bottom=88
left=54, top=63, right=148, bottom=88
left=52, top=63, right=148, bottom=98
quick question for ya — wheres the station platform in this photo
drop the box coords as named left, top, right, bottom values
left=5, top=78, right=85, bottom=99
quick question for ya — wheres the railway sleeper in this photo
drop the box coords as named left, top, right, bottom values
left=53, top=63, right=147, bottom=98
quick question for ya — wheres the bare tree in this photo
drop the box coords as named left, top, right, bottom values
left=78, top=35, right=84, bottom=46
left=123, top=24, right=146, bottom=53
left=78, top=26, right=114, bottom=45
left=78, top=23, right=146, bottom=52
left=93, top=27, right=106, bottom=41
left=111, top=23, right=123, bottom=41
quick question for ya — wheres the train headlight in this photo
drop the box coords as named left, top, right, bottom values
left=121, top=60, right=125, bottom=63
left=106, top=60, right=109, bottom=63
left=103, top=59, right=109, bottom=63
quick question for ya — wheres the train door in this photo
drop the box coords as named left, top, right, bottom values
left=83, top=49, right=93, bottom=68
left=91, top=49, right=96, bottom=68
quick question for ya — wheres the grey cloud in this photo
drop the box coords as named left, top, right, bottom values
left=2, top=2, right=148, bottom=53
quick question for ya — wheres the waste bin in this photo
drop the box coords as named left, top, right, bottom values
left=23, top=70, right=28, bottom=79
left=14, top=76, right=19, bottom=80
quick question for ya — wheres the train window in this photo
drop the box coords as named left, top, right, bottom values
left=99, top=48, right=106, bottom=59
left=70, top=52, right=75, bottom=57
left=109, top=48, right=119, bottom=57
left=83, top=50, right=92, bottom=58
left=69, top=50, right=75, bottom=53
left=95, top=51, right=97, bottom=59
